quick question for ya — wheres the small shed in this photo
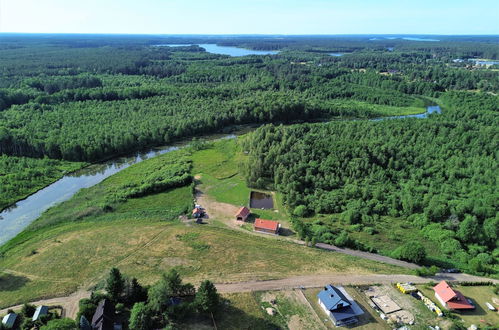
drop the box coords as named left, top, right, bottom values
left=2, top=313, right=17, bottom=328
left=33, top=305, right=49, bottom=321
left=254, top=219, right=280, bottom=235
left=235, top=206, right=250, bottom=221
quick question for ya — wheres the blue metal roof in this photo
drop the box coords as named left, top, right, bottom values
left=317, top=284, right=351, bottom=311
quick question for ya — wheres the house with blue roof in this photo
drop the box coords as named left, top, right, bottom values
left=317, top=284, right=364, bottom=326
left=32, top=305, right=49, bottom=321
left=2, top=313, right=17, bottom=328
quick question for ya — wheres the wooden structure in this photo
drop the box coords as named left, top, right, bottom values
left=235, top=206, right=250, bottom=221
left=254, top=218, right=280, bottom=235
left=433, top=281, right=474, bottom=310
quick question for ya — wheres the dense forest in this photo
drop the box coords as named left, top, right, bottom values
left=0, top=35, right=497, bottom=273
left=243, top=91, right=498, bottom=274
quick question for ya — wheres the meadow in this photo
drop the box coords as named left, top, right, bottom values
left=0, top=144, right=406, bottom=308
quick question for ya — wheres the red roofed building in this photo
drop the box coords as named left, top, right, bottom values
left=254, top=219, right=280, bottom=235
left=235, top=207, right=251, bottom=221
left=433, top=281, right=474, bottom=310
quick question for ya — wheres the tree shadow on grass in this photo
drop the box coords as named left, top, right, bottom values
left=0, top=273, right=30, bottom=291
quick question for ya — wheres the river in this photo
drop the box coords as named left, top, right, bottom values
left=0, top=106, right=441, bottom=246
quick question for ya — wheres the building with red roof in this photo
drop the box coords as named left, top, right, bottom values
left=254, top=218, right=280, bottom=235
left=433, top=281, right=474, bottom=310
left=235, top=206, right=251, bottom=221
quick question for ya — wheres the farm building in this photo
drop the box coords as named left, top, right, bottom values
left=2, top=313, right=17, bottom=328
left=433, top=281, right=474, bottom=310
left=254, top=218, right=280, bottom=235
left=92, top=299, right=117, bottom=330
left=318, top=285, right=364, bottom=326
left=32, top=306, right=48, bottom=321
left=235, top=206, right=250, bottom=221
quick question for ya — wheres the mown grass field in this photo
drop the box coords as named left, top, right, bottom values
left=418, top=284, right=499, bottom=328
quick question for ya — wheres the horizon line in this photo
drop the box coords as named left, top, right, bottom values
left=1, top=32, right=499, bottom=37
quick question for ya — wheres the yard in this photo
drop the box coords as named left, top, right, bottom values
left=417, top=284, right=499, bottom=328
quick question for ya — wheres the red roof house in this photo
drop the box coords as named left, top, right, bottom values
left=433, top=281, right=474, bottom=310
left=235, top=207, right=251, bottom=221
left=254, top=219, right=280, bottom=235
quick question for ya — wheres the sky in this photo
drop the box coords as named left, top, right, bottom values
left=0, top=0, right=498, bottom=35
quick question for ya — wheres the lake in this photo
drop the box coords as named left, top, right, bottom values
left=155, top=43, right=280, bottom=57
left=329, top=53, right=344, bottom=57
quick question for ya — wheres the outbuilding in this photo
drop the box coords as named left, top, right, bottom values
left=254, top=219, right=280, bottom=235
left=2, top=313, right=17, bottom=328
left=235, top=206, right=250, bottom=221
left=32, top=306, right=49, bottom=321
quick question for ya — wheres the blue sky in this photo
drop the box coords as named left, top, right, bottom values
left=1, top=0, right=498, bottom=35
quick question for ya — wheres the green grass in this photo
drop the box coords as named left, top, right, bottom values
left=324, top=99, right=426, bottom=118
left=418, top=285, right=499, bottom=328
left=192, top=139, right=251, bottom=207
left=0, top=137, right=409, bottom=308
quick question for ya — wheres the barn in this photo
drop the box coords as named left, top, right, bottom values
left=254, top=218, right=280, bottom=235
left=235, top=206, right=250, bottom=221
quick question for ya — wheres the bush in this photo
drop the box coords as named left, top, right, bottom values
left=293, top=205, right=308, bottom=217
left=392, top=241, right=426, bottom=264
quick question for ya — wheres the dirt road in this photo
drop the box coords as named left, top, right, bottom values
left=315, top=243, right=421, bottom=269
left=0, top=289, right=90, bottom=319
left=215, top=273, right=498, bottom=293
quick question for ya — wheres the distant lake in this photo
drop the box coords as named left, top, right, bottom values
left=369, top=37, right=439, bottom=42
left=329, top=53, right=344, bottom=57
left=469, top=59, right=499, bottom=66
left=155, top=43, right=279, bottom=57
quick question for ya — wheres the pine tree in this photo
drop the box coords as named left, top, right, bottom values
left=106, top=268, right=125, bottom=302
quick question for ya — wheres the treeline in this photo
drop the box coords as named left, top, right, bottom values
left=243, top=91, right=498, bottom=274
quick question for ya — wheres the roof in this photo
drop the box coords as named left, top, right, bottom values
left=433, top=281, right=474, bottom=310
left=318, top=285, right=352, bottom=311
left=446, top=291, right=474, bottom=310
left=236, top=206, right=250, bottom=217
left=33, top=306, right=49, bottom=321
left=433, top=281, right=457, bottom=302
left=91, top=299, right=115, bottom=330
left=254, top=219, right=279, bottom=231
left=2, top=313, right=17, bottom=328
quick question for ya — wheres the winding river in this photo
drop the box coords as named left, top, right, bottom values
left=0, top=106, right=441, bottom=246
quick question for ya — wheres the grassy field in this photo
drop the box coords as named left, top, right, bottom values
left=0, top=137, right=408, bottom=308
left=418, top=284, right=499, bottom=328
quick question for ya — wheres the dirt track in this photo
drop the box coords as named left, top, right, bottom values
left=215, top=273, right=498, bottom=293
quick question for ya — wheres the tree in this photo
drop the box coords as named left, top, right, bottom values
left=148, top=269, right=184, bottom=313
left=194, top=280, right=220, bottom=314
left=106, top=267, right=125, bottom=302
left=393, top=241, right=426, bottom=264
left=124, top=277, right=148, bottom=305
left=76, top=298, right=97, bottom=323
left=40, top=318, right=77, bottom=330
left=129, top=302, right=153, bottom=330
left=293, top=205, right=308, bottom=217
left=79, top=316, right=91, bottom=330
left=21, top=303, right=36, bottom=318
left=457, top=215, right=479, bottom=243
left=311, top=237, right=317, bottom=247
